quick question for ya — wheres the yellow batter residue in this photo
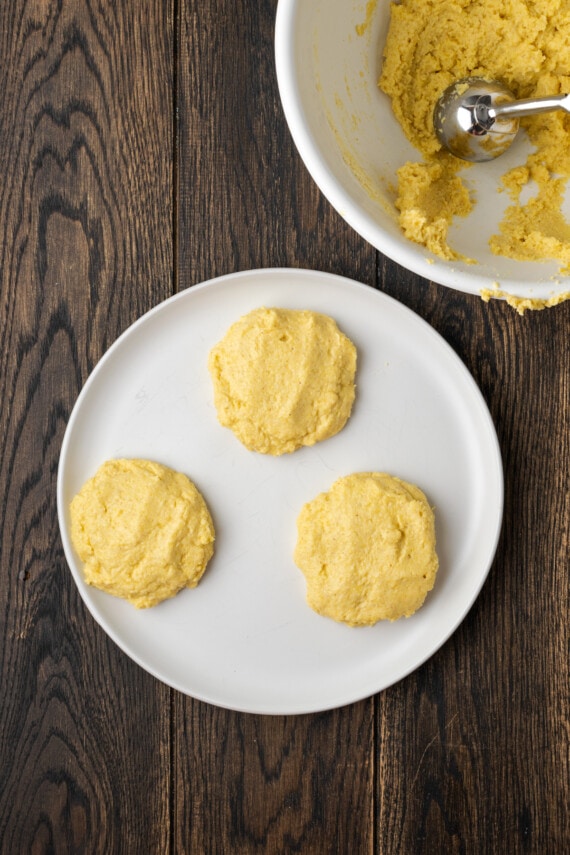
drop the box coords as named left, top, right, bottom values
left=70, top=459, right=215, bottom=608
left=294, top=472, right=439, bottom=626
left=208, top=308, right=357, bottom=455
left=379, top=0, right=570, bottom=280
left=356, top=0, right=379, bottom=37
left=481, top=284, right=570, bottom=313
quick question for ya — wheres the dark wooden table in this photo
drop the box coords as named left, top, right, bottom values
left=1, top=2, right=568, bottom=852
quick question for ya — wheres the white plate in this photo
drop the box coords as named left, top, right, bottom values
left=57, top=268, right=503, bottom=715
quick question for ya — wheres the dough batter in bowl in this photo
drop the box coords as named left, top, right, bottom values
left=380, top=0, right=570, bottom=273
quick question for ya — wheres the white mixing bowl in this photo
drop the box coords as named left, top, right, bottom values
left=275, top=0, right=570, bottom=305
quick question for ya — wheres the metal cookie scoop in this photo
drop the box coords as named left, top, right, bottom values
left=434, top=77, right=570, bottom=162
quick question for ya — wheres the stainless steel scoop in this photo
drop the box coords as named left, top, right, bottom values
left=434, top=77, right=570, bottom=162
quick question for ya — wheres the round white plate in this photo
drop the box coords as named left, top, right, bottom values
left=57, top=268, right=503, bottom=715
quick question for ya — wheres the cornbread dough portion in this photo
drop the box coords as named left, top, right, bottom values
left=294, top=473, right=438, bottom=626
left=379, top=0, right=570, bottom=272
left=208, top=308, right=357, bottom=455
left=70, top=459, right=215, bottom=608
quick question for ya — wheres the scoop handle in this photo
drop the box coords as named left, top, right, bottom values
left=491, top=93, right=570, bottom=120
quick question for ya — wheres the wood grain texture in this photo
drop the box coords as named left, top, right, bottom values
left=377, top=259, right=570, bottom=853
left=0, top=1, right=174, bottom=852
left=0, top=0, right=568, bottom=852
left=177, top=0, right=377, bottom=287
left=172, top=703, right=374, bottom=855
left=175, top=2, right=377, bottom=853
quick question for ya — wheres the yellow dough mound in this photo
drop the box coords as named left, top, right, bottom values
left=70, top=459, right=215, bottom=608
left=294, top=473, right=438, bottom=626
left=208, top=308, right=357, bottom=455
